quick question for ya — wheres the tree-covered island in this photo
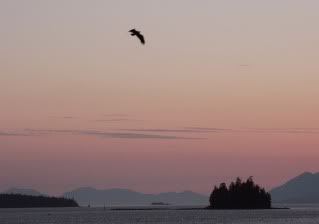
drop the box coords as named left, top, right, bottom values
left=208, top=177, right=271, bottom=209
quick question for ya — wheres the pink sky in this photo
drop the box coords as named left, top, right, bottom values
left=1, top=0, right=319, bottom=195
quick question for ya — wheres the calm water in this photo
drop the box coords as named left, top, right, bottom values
left=1, top=207, right=319, bottom=224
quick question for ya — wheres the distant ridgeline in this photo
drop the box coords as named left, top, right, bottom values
left=209, top=177, right=271, bottom=209
left=0, top=194, right=78, bottom=208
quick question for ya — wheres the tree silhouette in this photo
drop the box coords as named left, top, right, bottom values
left=209, top=177, right=271, bottom=209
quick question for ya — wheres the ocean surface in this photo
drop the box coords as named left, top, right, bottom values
left=1, top=206, right=319, bottom=224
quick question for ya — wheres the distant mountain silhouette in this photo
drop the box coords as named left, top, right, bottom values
left=4, top=188, right=43, bottom=196
left=270, top=172, right=319, bottom=203
left=64, top=187, right=207, bottom=206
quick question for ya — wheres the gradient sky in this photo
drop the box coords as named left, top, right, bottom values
left=1, top=0, right=319, bottom=195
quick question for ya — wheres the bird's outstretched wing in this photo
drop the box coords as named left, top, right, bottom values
left=136, top=33, right=145, bottom=44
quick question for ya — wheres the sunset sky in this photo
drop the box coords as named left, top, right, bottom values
left=1, top=0, right=319, bottom=195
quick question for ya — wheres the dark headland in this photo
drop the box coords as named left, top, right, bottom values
left=0, top=194, right=78, bottom=208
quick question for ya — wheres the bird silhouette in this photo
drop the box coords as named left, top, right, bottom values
left=129, top=29, right=145, bottom=45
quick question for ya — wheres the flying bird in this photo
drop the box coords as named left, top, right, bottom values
left=129, top=29, right=145, bottom=45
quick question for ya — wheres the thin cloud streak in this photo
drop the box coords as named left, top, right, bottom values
left=62, top=116, right=74, bottom=119
left=94, top=114, right=139, bottom=123
left=120, top=128, right=205, bottom=133
left=81, top=130, right=204, bottom=140
left=3, top=129, right=205, bottom=140
left=185, top=127, right=234, bottom=132
left=122, top=127, right=319, bottom=134
left=243, top=128, right=319, bottom=134
left=120, top=128, right=232, bottom=133
left=0, top=131, right=33, bottom=137
left=49, top=116, right=75, bottom=119
left=2, top=127, right=319, bottom=140
left=95, top=119, right=130, bottom=122
left=103, top=113, right=130, bottom=117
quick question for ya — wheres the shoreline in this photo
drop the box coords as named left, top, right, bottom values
left=110, top=207, right=290, bottom=211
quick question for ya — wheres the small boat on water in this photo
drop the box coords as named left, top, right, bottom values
left=151, top=202, right=170, bottom=206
